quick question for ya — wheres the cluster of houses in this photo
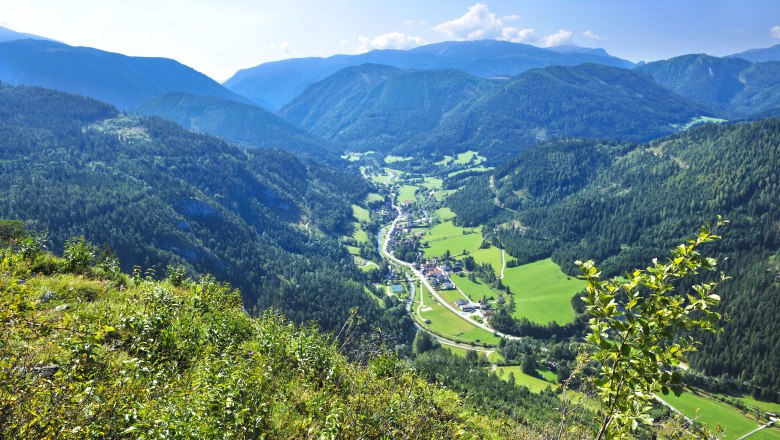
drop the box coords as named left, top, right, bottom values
left=453, top=298, right=493, bottom=315
left=415, top=259, right=463, bottom=290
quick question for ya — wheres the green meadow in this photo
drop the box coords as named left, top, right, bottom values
left=502, top=258, right=584, bottom=325
left=417, top=299, right=501, bottom=346
left=660, top=390, right=770, bottom=439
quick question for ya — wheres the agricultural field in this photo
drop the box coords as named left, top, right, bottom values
left=396, top=185, right=418, bottom=203
left=423, top=221, right=482, bottom=258
left=502, top=258, right=585, bottom=325
left=660, top=389, right=772, bottom=439
left=454, top=150, right=486, bottom=165
left=421, top=176, right=443, bottom=191
left=434, top=207, right=457, bottom=221
left=438, top=288, right=468, bottom=305
left=370, top=168, right=402, bottom=185
left=435, top=155, right=454, bottom=166
left=433, top=189, right=457, bottom=201
left=352, top=204, right=370, bottom=222
left=417, top=299, right=501, bottom=346
left=423, top=220, right=503, bottom=272
left=451, top=274, right=496, bottom=301
left=447, top=166, right=493, bottom=177
left=494, top=366, right=559, bottom=393
left=365, top=192, right=384, bottom=204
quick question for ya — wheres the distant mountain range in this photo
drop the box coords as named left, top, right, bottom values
left=136, top=92, right=338, bottom=160
left=636, top=54, right=780, bottom=117
left=282, top=62, right=709, bottom=158
left=0, top=39, right=246, bottom=109
left=281, top=64, right=498, bottom=152
left=225, top=40, right=635, bottom=110
left=729, top=43, right=780, bottom=63
left=0, top=25, right=54, bottom=43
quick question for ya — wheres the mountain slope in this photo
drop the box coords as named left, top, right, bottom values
left=0, top=39, right=246, bottom=109
left=0, top=247, right=534, bottom=438
left=401, top=63, right=709, bottom=159
left=0, top=84, right=411, bottom=339
left=449, top=119, right=780, bottom=396
left=225, top=40, right=634, bottom=109
left=136, top=92, right=338, bottom=160
left=636, top=54, right=780, bottom=116
left=729, top=43, right=780, bottom=63
left=281, top=65, right=498, bottom=151
left=0, top=25, right=53, bottom=43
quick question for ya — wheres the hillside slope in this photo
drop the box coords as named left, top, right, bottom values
left=0, top=245, right=534, bottom=438
left=401, top=63, right=709, bottom=159
left=636, top=54, right=780, bottom=116
left=0, top=39, right=246, bottom=109
left=0, top=84, right=407, bottom=338
left=449, top=119, right=780, bottom=396
left=136, top=92, right=338, bottom=160
left=282, top=65, right=498, bottom=152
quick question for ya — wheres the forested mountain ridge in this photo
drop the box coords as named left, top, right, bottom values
left=0, top=84, right=411, bottom=341
left=135, top=92, right=339, bottom=161
left=0, top=39, right=247, bottom=109
left=225, top=39, right=633, bottom=109
left=729, top=43, right=780, bottom=63
left=636, top=54, right=780, bottom=117
left=282, top=65, right=498, bottom=152
left=448, top=119, right=780, bottom=396
left=396, top=63, right=710, bottom=159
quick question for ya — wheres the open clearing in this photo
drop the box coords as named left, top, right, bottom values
left=417, top=299, right=501, bottom=346
left=494, top=366, right=558, bottom=393
left=454, top=150, right=486, bottom=165
left=451, top=274, right=496, bottom=301
left=434, top=207, right=456, bottom=221
left=384, top=155, right=413, bottom=163
left=502, top=258, right=584, bottom=325
left=660, top=389, right=770, bottom=439
left=423, top=222, right=503, bottom=271
left=365, top=192, right=384, bottom=203
left=396, top=185, right=418, bottom=204
left=352, top=204, right=370, bottom=222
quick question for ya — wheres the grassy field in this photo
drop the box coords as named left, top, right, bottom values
left=418, top=299, right=501, bottom=345
left=447, top=166, right=493, bottom=177
left=421, top=177, right=443, bottom=191
left=736, top=395, right=780, bottom=414
left=370, top=168, right=402, bottom=185
left=352, top=228, right=368, bottom=243
left=345, top=245, right=361, bottom=255
left=396, top=185, right=418, bottom=204
left=434, top=207, right=456, bottom=221
left=502, top=258, right=584, bottom=325
left=435, top=155, right=454, bottom=166
left=471, top=246, right=504, bottom=274
left=438, top=288, right=467, bottom=305
left=454, top=150, right=486, bottom=165
left=660, top=390, right=766, bottom=439
left=384, top=155, right=413, bottom=163
left=494, top=366, right=558, bottom=393
left=750, top=428, right=780, bottom=440
left=365, top=192, right=384, bottom=203
left=451, top=274, right=496, bottom=301
left=433, top=189, right=457, bottom=201
left=352, top=204, right=370, bottom=222
left=423, top=220, right=503, bottom=272
left=423, top=221, right=482, bottom=258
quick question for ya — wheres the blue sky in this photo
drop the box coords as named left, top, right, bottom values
left=1, top=0, right=778, bottom=81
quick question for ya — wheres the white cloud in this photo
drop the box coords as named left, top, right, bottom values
left=772, top=25, right=780, bottom=39
left=434, top=3, right=535, bottom=43
left=582, top=30, right=603, bottom=41
left=543, top=29, right=573, bottom=47
left=357, top=32, right=425, bottom=52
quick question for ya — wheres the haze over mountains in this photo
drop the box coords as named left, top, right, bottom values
left=0, top=39, right=245, bottom=109
left=225, top=40, right=635, bottom=110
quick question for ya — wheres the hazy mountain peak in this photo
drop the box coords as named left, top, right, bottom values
left=0, top=25, right=55, bottom=43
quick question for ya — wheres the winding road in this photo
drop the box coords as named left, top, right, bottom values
left=381, top=202, right=521, bottom=341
